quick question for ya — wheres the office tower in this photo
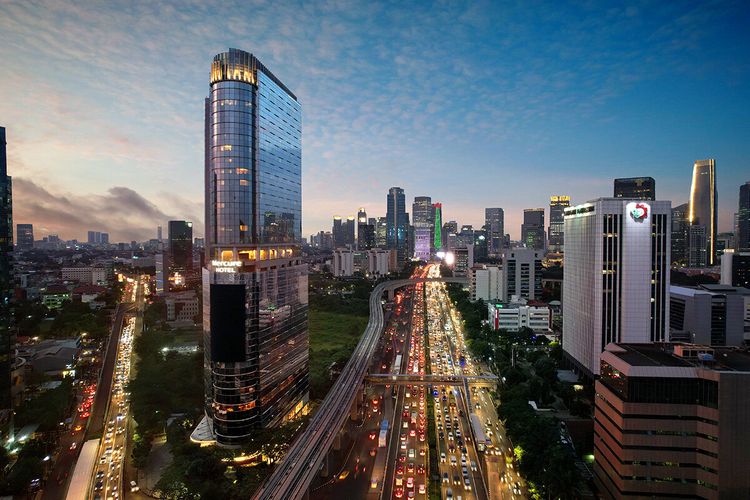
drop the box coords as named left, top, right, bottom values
left=562, top=198, right=671, bottom=376
left=670, top=285, right=745, bottom=345
left=100, top=232, right=109, bottom=245
left=155, top=253, right=168, bottom=295
left=521, top=208, right=545, bottom=250
left=343, top=216, right=356, bottom=247
left=386, top=187, right=408, bottom=263
left=688, top=159, right=717, bottom=266
left=442, top=220, right=458, bottom=249
left=412, top=196, right=433, bottom=260
left=16, top=223, right=33, bottom=251
left=332, top=216, right=343, bottom=248
left=199, top=49, right=308, bottom=446
left=502, top=248, right=543, bottom=301
left=456, top=225, right=473, bottom=248
left=485, top=208, right=504, bottom=257
left=595, top=343, right=750, bottom=498
left=613, top=176, right=656, bottom=200
left=688, top=225, right=707, bottom=267
left=548, top=196, right=570, bottom=252
left=168, top=221, right=193, bottom=273
left=473, top=229, right=487, bottom=261
left=721, top=251, right=750, bottom=288
left=0, top=127, right=13, bottom=410
left=738, top=181, right=750, bottom=251
left=157, top=225, right=163, bottom=242
left=671, top=202, right=689, bottom=265
left=194, top=237, right=205, bottom=249
left=357, top=208, right=374, bottom=250
left=375, top=217, right=387, bottom=248
left=433, top=203, right=443, bottom=251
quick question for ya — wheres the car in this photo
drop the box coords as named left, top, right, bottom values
left=442, top=472, right=449, bottom=483
left=396, top=464, right=404, bottom=476
left=69, top=442, right=77, bottom=451
left=406, top=477, right=414, bottom=488
left=394, top=488, right=404, bottom=498
left=514, top=483, right=521, bottom=494
left=369, top=431, right=377, bottom=440
left=470, top=461, right=478, bottom=471
left=369, top=448, right=377, bottom=457
left=370, top=479, right=378, bottom=489
left=130, top=481, right=139, bottom=492
left=453, top=474, right=461, bottom=485
left=440, top=452, right=446, bottom=463
left=419, top=448, right=425, bottom=457
left=94, top=480, right=103, bottom=491
left=408, top=449, right=415, bottom=459
left=407, top=463, right=414, bottom=473
left=450, top=455, right=457, bottom=466
left=338, top=470, right=349, bottom=480
left=464, top=478, right=472, bottom=490
left=446, top=487, right=453, bottom=499
left=400, top=441, right=407, bottom=450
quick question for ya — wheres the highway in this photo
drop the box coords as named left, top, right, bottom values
left=253, top=276, right=466, bottom=500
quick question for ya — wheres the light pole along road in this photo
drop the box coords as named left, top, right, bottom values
left=251, top=277, right=466, bottom=500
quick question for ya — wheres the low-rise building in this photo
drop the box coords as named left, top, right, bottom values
left=368, top=248, right=393, bottom=277
left=61, top=266, right=108, bottom=285
left=487, top=298, right=550, bottom=333
left=41, top=284, right=71, bottom=309
left=165, top=291, right=200, bottom=327
left=595, top=343, right=750, bottom=499
left=72, top=284, right=106, bottom=304
left=17, top=338, right=81, bottom=378
left=332, top=249, right=355, bottom=277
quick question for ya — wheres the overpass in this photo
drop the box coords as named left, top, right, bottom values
left=251, top=276, right=466, bottom=500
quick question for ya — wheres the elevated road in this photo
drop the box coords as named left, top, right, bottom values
left=252, top=276, right=466, bottom=500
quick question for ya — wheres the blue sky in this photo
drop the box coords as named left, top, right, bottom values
left=1, top=0, right=748, bottom=241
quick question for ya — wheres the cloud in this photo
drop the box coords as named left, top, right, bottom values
left=12, top=178, right=203, bottom=242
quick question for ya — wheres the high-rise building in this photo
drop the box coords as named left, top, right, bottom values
left=0, top=127, right=14, bottom=410
left=548, top=196, right=570, bottom=252
left=562, top=198, right=671, bottom=376
left=721, top=251, right=750, bottom=288
left=671, top=202, right=689, bottom=265
left=332, top=216, right=343, bottom=248
left=485, top=208, right=504, bottom=257
left=595, top=343, right=750, bottom=499
left=198, top=49, right=308, bottom=446
left=342, top=216, right=356, bottom=247
left=669, top=284, right=745, bottom=346
left=375, top=217, right=387, bottom=248
left=443, top=220, right=458, bottom=249
left=737, top=181, right=750, bottom=251
left=433, top=203, right=443, bottom=251
left=502, top=248, right=543, bottom=301
left=613, top=176, right=656, bottom=200
left=470, top=264, right=503, bottom=302
left=357, top=208, right=374, bottom=250
left=168, top=221, right=193, bottom=273
left=16, top=223, right=33, bottom=251
left=473, top=228, right=487, bottom=261
left=412, top=196, right=433, bottom=260
left=521, top=208, right=545, bottom=250
left=688, top=159, right=717, bottom=266
left=688, top=225, right=707, bottom=267
left=157, top=225, right=163, bottom=242
left=386, top=187, right=408, bottom=264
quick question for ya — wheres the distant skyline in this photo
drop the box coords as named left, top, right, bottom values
left=1, top=0, right=748, bottom=242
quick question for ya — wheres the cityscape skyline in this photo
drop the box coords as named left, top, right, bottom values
left=1, top=1, right=749, bottom=241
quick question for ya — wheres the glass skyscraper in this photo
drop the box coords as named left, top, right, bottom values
left=412, top=196, right=433, bottom=260
left=198, top=49, right=308, bottom=447
left=689, top=159, right=717, bottom=266
left=613, top=176, right=656, bottom=200
left=548, top=196, right=570, bottom=252
left=0, top=127, right=13, bottom=410
left=386, top=187, right=408, bottom=264
left=485, top=207, right=504, bottom=257
left=168, top=220, right=193, bottom=273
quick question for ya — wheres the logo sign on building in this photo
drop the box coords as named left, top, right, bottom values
left=627, top=202, right=650, bottom=223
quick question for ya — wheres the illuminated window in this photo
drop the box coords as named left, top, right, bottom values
left=239, top=224, right=248, bottom=231
left=260, top=249, right=268, bottom=260
left=236, top=168, right=249, bottom=174
left=220, top=144, right=232, bottom=151
left=220, top=250, right=234, bottom=261
left=239, top=179, right=249, bottom=186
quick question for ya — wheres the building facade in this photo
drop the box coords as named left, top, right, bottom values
left=548, top=196, right=570, bottom=252
left=412, top=196, right=433, bottom=260
left=332, top=249, right=354, bottom=277
left=562, top=198, right=671, bottom=376
left=61, top=267, right=108, bottom=285
left=386, top=187, right=408, bottom=264
left=502, top=248, right=543, bottom=301
left=595, top=343, right=750, bottom=499
left=199, top=49, right=308, bottom=446
left=470, top=265, right=503, bottom=302
left=0, top=127, right=13, bottom=410
left=737, top=181, right=750, bottom=251
left=16, top=223, right=33, bottom=251
left=671, top=202, right=689, bottom=265
left=720, top=251, right=750, bottom=288
left=488, top=301, right=550, bottom=333
left=357, top=208, right=374, bottom=250
left=521, top=208, right=545, bottom=250
left=689, top=159, right=718, bottom=266
left=613, top=176, right=656, bottom=200
left=669, top=285, right=745, bottom=346
left=485, top=208, right=504, bottom=257
left=375, top=217, right=387, bottom=248
left=169, top=220, right=193, bottom=273
left=433, top=203, right=443, bottom=251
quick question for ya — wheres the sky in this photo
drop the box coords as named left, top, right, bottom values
left=1, top=0, right=748, bottom=242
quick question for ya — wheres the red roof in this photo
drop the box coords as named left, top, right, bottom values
left=72, top=284, right=106, bottom=295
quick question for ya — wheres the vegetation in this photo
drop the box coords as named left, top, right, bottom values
left=0, top=439, right=50, bottom=496
left=15, top=379, right=75, bottom=431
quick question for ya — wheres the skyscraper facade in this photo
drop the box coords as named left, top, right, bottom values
left=412, top=196, right=433, bottom=260
left=521, top=208, right=545, bottom=250
left=562, top=198, right=671, bottom=376
left=737, top=181, right=750, bottom=251
left=433, top=203, right=443, bottom=251
left=613, top=176, right=656, bottom=200
left=0, top=127, right=13, bottom=410
left=16, top=223, right=33, bottom=251
left=200, top=49, right=308, bottom=446
left=344, top=216, right=356, bottom=247
left=332, top=216, right=343, bottom=248
left=502, top=248, right=543, bottom=301
left=375, top=217, right=387, bottom=248
left=386, top=187, right=408, bottom=263
left=548, top=196, right=570, bottom=252
left=485, top=208, right=504, bottom=257
left=688, top=159, right=717, bottom=266
left=671, top=202, right=689, bottom=265
left=168, top=220, right=193, bottom=273
left=357, top=208, right=374, bottom=250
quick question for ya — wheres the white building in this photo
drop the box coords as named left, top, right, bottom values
left=471, top=265, right=503, bottom=302
left=61, top=266, right=107, bottom=285
left=333, top=249, right=355, bottom=277
left=165, top=291, right=200, bottom=327
left=502, top=248, right=543, bottom=301
left=562, top=198, right=671, bottom=376
left=487, top=300, right=550, bottom=333
left=452, top=245, right=474, bottom=276
left=368, top=249, right=392, bottom=277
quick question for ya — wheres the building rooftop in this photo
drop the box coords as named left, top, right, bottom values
left=606, top=343, right=750, bottom=372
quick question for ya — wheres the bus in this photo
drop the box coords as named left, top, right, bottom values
left=378, top=419, right=389, bottom=447
left=393, top=354, right=402, bottom=375
left=470, top=414, right=492, bottom=452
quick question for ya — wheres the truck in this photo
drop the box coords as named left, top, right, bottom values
left=378, top=419, right=389, bottom=447
left=470, top=414, right=491, bottom=452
